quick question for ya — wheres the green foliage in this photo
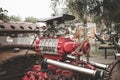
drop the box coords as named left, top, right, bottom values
left=67, top=0, right=87, bottom=19
left=103, top=0, right=120, bottom=23
left=50, top=0, right=101, bottom=20
left=51, top=0, right=120, bottom=29
left=8, top=15, right=21, bottom=21
left=50, top=0, right=68, bottom=15
left=50, top=0, right=58, bottom=15
left=0, top=8, right=8, bottom=20
left=24, top=17, right=39, bottom=23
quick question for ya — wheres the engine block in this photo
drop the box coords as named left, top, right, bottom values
left=35, top=37, right=77, bottom=60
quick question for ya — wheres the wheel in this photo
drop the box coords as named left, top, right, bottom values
left=104, top=60, right=120, bottom=80
left=0, top=54, right=42, bottom=80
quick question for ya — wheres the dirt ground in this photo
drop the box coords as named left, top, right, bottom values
left=89, top=45, right=115, bottom=64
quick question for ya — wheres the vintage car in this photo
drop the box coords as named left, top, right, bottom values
left=0, top=21, right=41, bottom=80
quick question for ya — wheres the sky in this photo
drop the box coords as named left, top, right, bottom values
left=0, top=0, right=53, bottom=19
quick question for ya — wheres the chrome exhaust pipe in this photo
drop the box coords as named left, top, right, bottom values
left=115, top=53, right=120, bottom=57
left=88, top=61, right=109, bottom=70
left=44, top=58, right=104, bottom=79
left=67, top=55, right=109, bottom=70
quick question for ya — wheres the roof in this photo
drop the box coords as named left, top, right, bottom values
left=39, top=14, right=75, bottom=22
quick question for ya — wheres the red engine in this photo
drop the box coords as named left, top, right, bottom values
left=35, top=37, right=77, bottom=60
left=35, top=37, right=91, bottom=60
left=22, top=37, right=98, bottom=80
left=22, top=14, right=104, bottom=80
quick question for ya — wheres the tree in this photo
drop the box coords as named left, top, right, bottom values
left=8, top=15, right=21, bottom=21
left=50, top=0, right=59, bottom=16
left=103, top=0, right=120, bottom=32
left=50, top=0, right=104, bottom=27
left=103, top=0, right=120, bottom=23
left=24, top=17, right=39, bottom=23
left=50, top=0, right=71, bottom=16
left=0, top=8, right=8, bottom=20
left=51, top=0, right=99, bottom=39
left=50, top=0, right=120, bottom=32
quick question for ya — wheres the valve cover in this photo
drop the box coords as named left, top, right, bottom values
left=35, top=37, right=77, bottom=57
left=39, top=39, right=58, bottom=54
